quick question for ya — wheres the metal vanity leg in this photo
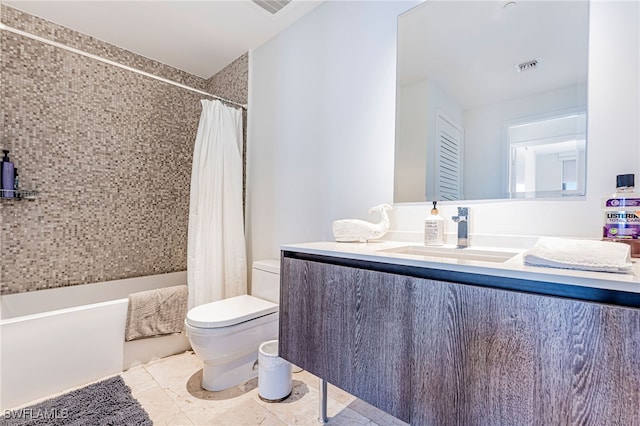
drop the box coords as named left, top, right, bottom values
left=318, top=379, right=328, bottom=424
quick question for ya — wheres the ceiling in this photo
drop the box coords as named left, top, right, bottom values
left=2, top=0, right=323, bottom=79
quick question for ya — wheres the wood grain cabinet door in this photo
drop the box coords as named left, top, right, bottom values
left=280, top=257, right=412, bottom=422
left=412, top=279, right=640, bottom=426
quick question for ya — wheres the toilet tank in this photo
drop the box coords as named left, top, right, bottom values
left=251, top=260, right=280, bottom=304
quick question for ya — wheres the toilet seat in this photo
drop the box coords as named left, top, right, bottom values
left=186, top=295, right=278, bottom=329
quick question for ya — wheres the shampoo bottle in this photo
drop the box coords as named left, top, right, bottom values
left=424, top=201, right=444, bottom=246
left=603, top=174, right=640, bottom=256
left=1, top=150, right=14, bottom=198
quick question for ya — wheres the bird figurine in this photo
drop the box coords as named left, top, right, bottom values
left=332, top=204, right=393, bottom=242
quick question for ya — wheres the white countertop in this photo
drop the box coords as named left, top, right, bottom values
left=281, top=241, right=640, bottom=295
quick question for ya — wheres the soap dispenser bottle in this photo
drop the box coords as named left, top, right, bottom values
left=424, top=201, right=444, bottom=246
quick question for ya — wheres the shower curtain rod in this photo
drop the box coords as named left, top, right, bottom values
left=0, top=22, right=247, bottom=110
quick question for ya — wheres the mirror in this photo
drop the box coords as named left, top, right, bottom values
left=394, top=0, right=589, bottom=202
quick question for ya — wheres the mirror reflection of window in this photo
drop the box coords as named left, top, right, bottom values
left=562, top=158, right=578, bottom=191
left=507, top=111, right=586, bottom=198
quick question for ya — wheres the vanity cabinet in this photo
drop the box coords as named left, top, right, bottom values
left=279, top=254, right=640, bottom=425
left=412, top=277, right=640, bottom=425
left=279, top=256, right=412, bottom=422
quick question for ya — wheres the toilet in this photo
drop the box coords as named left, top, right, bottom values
left=185, top=260, right=280, bottom=391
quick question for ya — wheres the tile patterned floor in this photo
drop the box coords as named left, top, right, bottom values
left=121, top=351, right=409, bottom=425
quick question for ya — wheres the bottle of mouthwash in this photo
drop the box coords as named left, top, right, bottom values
left=602, top=174, right=640, bottom=245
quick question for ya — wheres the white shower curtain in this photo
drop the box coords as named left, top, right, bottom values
left=187, top=100, right=247, bottom=309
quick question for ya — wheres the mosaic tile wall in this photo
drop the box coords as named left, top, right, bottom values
left=0, top=6, right=249, bottom=294
left=206, top=53, right=250, bottom=207
left=205, top=53, right=249, bottom=105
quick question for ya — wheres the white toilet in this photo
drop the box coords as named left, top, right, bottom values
left=185, top=260, right=280, bottom=391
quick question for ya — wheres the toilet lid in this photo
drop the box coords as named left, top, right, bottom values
left=186, top=295, right=278, bottom=328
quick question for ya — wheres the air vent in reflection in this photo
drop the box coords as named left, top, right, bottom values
left=252, top=0, right=291, bottom=15
left=516, top=58, right=541, bottom=73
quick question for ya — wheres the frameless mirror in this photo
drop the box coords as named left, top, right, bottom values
left=394, top=0, right=589, bottom=202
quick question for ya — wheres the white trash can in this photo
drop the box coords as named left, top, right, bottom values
left=258, top=340, right=292, bottom=402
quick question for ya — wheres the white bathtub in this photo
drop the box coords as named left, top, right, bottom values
left=0, top=272, right=191, bottom=409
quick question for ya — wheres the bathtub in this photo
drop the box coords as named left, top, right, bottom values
left=0, top=272, right=190, bottom=409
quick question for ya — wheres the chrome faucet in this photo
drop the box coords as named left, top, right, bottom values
left=451, top=207, right=469, bottom=248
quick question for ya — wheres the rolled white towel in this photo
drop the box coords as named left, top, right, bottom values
left=523, top=237, right=633, bottom=274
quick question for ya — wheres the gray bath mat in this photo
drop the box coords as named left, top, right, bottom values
left=1, top=376, right=152, bottom=426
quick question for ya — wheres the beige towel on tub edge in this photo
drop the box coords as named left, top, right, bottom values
left=125, top=285, right=188, bottom=342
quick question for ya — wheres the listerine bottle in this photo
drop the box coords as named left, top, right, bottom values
left=603, top=174, right=640, bottom=256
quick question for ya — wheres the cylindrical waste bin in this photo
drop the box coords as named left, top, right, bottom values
left=258, top=340, right=292, bottom=402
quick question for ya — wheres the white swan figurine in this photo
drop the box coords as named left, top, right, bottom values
left=332, top=204, right=393, bottom=243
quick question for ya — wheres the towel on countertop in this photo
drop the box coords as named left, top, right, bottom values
left=125, top=285, right=188, bottom=341
left=523, top=237, right=633, bottom=274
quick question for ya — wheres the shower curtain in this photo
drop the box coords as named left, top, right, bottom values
left=187, top=99, right=246, bottom=309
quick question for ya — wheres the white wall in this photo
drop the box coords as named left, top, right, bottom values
left=247, top=0, right=416, bottom=262
left=248, top=0, right=639, bottom=260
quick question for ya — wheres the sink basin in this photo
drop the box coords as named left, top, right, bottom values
left=379, top=245, right=519, bottom=263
